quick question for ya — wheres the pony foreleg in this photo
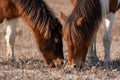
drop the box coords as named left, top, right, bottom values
left=87, top=35, right=99, bottom=66
left=103, top=13, right=115, bottom=68
left=5, top=19, right=17, bottom=61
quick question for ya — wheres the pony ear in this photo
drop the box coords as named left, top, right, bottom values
left=70, top=0, right=76, bottom=5
left=76, top=17, right=85, bottom=26
left=60, top=12, right=67, bottom=22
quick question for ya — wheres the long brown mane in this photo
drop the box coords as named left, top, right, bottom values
left=12, top=0, right=60, bottom=39
left=11, top=0, right=64, bottom=67
left=64, top=0, right=102, bottom=50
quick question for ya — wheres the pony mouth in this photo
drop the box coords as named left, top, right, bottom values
left=52, top=58, right=64, bottom=67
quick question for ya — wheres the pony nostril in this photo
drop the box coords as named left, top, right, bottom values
left=61, top=61, right=64, bottom=65
left=73, top=64, right=77, bottom=68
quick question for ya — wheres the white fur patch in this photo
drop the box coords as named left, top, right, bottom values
left=105, top=18, right=110, bottom=30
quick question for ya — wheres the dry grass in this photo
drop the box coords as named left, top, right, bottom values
left=0, top=60, right=120, bottom=80
left=0, top=0, right=120, bottom=80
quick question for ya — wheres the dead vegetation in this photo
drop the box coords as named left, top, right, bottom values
left=0, top=0, right=120, bottom=80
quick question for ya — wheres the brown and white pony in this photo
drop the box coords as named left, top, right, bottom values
left=0, top=0, right=64, bottom=68
left=62, top=0, right=120, bottom=68
left=87, top=0, right=120, bottom=67
left=70, top=0, right=120, bottom=67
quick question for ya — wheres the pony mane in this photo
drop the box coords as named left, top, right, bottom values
left=64, top=0, right=103, bottom=49
left=12, top=0, right=61, bottom=39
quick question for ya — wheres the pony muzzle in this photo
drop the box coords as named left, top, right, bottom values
left=53, top=58, right=64, bottom=67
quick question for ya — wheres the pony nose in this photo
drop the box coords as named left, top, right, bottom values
left=73, top=64, right=77, bottom=68
left=61, top=61, right=64, bottom=65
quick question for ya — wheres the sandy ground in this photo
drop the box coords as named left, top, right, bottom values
left=0, top=0, right=120, bottom=80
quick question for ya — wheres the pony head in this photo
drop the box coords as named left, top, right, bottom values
left=34, top=17, right=64, bottom=68
left=61, top=12, right=88, bottom=68
left=61, top=0, right=102, bottom=68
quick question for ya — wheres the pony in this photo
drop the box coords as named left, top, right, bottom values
left=0, top=0, right=64, bottom=68
left=61, top=0, right=120, bottom=68
left=87, top=0, right=120, bottom=67
left=68, top=0, right=120, bottom=67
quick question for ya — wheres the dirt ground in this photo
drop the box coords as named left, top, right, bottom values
left=0, top=0, right=120, bottom=80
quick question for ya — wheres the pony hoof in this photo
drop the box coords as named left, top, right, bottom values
left=10, top=59, right=20, bottom=68
left=104, top=61, right=111, bottom=69
left=87, top=56, right=99, bottom=66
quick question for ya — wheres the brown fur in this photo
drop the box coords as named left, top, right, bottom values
left=109, top=0, right=120, bottom=13
left=63, top=0, right=102, bottom=67
left=68, top=0, right=120, bottom=67
left=71, top=0, right=120, bottom=13
left=11, top=0, right=64, bottom=68
left=0, top=0, right=64, bottom=68
left=0, top=0, right=19, bottom=23
left=70, top=0, right=120, bottom=67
